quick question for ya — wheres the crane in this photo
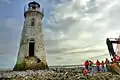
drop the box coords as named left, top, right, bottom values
left=106, top=35, right=120, bottom=58
left=106, top=36, right=120, bottom=74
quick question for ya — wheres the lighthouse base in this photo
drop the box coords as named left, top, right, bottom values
left=13, top=56, right=49, bottom=71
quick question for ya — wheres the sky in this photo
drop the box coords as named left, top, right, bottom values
left=0, top=0, right=120, bottom=68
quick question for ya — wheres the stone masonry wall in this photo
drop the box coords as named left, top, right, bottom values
left=14, top=10, right=48, bottom=70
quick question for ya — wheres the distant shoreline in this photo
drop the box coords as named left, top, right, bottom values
left=0, top=65, right=84, bottom=72
left=0, top=64, right=84, bottom=71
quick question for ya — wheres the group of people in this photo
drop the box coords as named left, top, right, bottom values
left=82, top=54, right=120, bottom=76
left=83, top=58, right=110, bottom=75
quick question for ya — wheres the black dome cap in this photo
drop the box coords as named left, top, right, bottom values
left=28, top=1, right=40, bottom=7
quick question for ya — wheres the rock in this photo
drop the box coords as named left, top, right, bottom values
left=1, top=67, right=120, bottom=80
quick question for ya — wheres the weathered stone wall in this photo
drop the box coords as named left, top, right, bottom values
left=14, top=4, right=48, bottom=70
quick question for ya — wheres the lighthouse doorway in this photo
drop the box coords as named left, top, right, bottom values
left=29, top=42, right=35, bottom=56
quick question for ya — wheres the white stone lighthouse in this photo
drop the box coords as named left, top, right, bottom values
left=13, top=1, right=48, bottom=71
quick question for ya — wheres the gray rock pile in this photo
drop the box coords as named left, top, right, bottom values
left=88, top=72, right=120, bottom=80
left=0, top=67, right=120, bottom=80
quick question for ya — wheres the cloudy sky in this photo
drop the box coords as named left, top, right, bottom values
left=0, top=0, right=120, bottom=68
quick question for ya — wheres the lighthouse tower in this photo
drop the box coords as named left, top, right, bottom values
left=13, top=1, right=48, bottom=71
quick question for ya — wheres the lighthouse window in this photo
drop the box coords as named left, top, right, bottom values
left=31, top=18, right=35, bottom=26
left=32, top=6, right=36, bottom=10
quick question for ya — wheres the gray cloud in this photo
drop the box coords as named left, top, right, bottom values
left=43, top=0, right=120, bottom=65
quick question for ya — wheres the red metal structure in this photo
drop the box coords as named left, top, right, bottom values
left=106, top=36, right=120, bottom=57
left=106, top=36, right=120, bottom=74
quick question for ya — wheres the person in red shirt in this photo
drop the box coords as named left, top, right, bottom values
left=101, top=61, right=106, bottom=72
left=83, top=68, right=89, bottom=76
left=84, top=60, right=89, bottom=70
left=115, top=55, right=120, bottom=61
left=96, top=59, right=100, bottom=72
left=113, top=55, right=117, bottom=63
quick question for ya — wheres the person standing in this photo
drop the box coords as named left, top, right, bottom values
left=105, top=58, right=109, bottom=64
left=101, top=61, right=106, bottom=72
left=84, top=60, right=89, bottom=70
left=89, top=60, right=92, bottom=70
left=96, top=59, right=100, bottom=72
left=105, top=58, right=110, bottom=72
left=90, top=61, right=95, bottom=75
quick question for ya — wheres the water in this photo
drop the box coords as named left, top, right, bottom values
left=49, top=65, right=84, bottom=68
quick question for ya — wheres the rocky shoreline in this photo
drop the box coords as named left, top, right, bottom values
left=0, top=67, right=120, bottom=80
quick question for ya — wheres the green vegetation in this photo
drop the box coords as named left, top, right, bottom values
left=13, top=60, right=25, bottom=71
left=13, top=56, right=49, bottom=71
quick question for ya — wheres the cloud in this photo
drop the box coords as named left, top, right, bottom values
left=43, top=0, right=120, bottom=65
left=0, top=0, right=11, bottom=4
